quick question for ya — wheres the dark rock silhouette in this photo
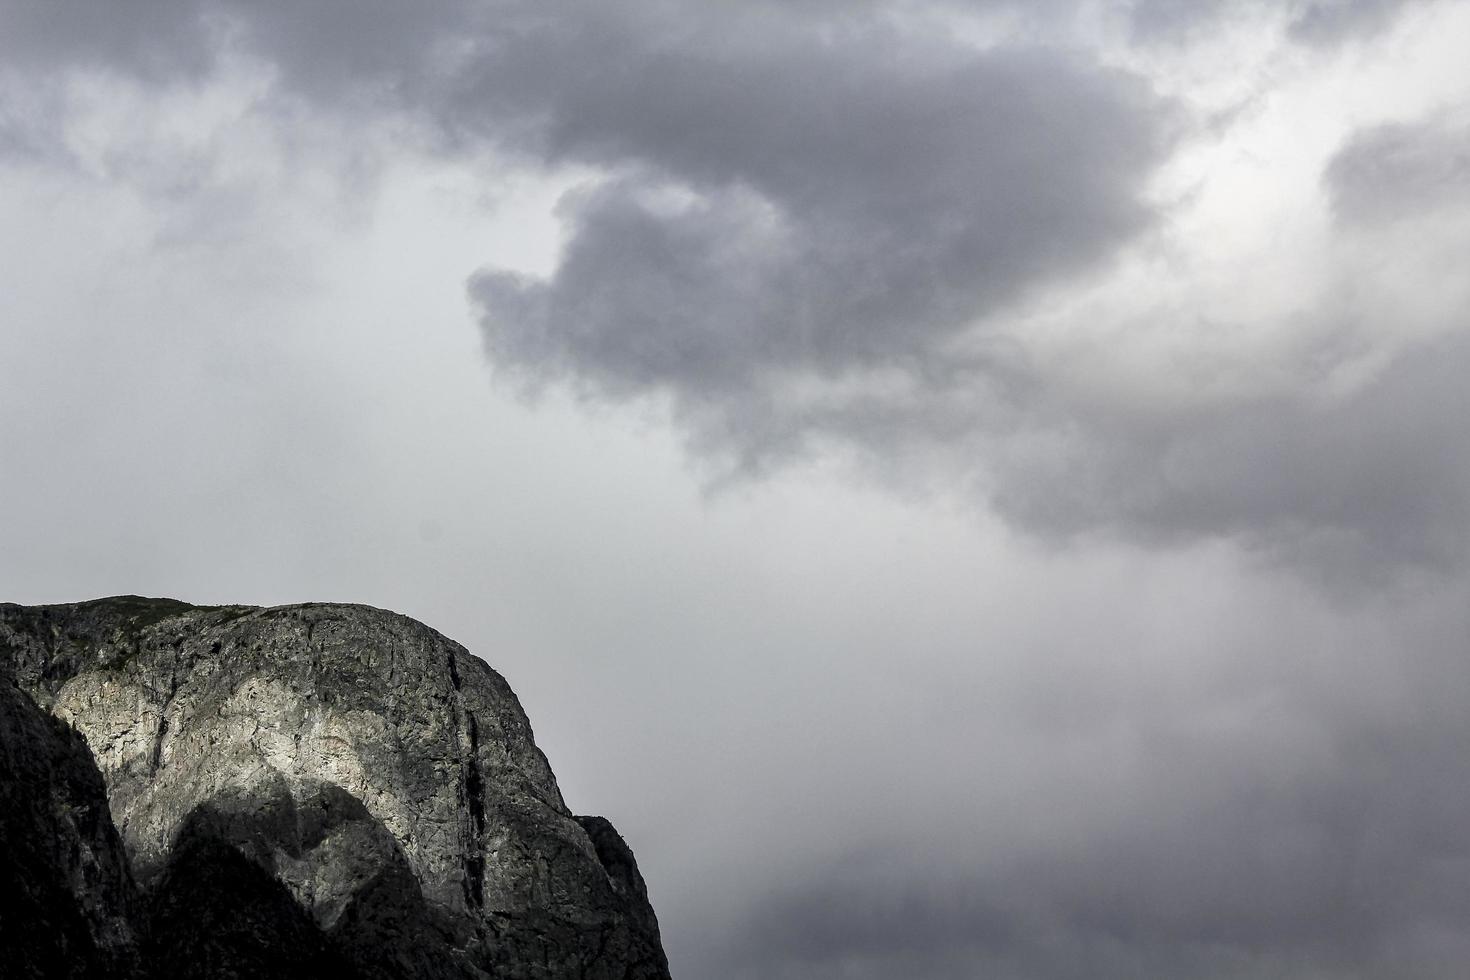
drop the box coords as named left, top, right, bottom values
left=0, top=680, right=139, bottom=979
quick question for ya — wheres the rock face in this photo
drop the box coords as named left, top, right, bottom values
left=0, top=680, right=139, bottom=978
left=0, top=596, right=670, bottom=979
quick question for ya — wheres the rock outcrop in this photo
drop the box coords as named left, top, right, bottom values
left=0, top=680, right=139, bottom=978
left=0, top=596, right=669, bottom=979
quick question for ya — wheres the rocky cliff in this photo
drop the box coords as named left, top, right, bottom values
left=0, top=596, right=670, bottom=980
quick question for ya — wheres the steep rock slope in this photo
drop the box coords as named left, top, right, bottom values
left=0, top=679, right=139, bottom=979
left=0, top=596, right=669, bottom=979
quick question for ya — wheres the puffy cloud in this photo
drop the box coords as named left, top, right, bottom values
left=468, top=22, right=1175, bottom=403
left=7, top=0, right=1466, bottom=579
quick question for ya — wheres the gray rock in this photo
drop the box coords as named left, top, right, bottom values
left=0, top=678, right=139, bottom=979
left=0, top=596, right=670, bottom=979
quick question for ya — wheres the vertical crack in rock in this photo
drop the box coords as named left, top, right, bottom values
left=149, top=715, right=169, bottom=775
left=465, top=712, right=487, bottom=910
left=449, top=650, right=487, bottom=910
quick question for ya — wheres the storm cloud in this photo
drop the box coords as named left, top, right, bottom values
left=5, top=1, right=1470, bottom=978
left=445, top=1, right=1470, bottom=585
left=465, top=15, right=1175, bottom=397
left=7, top=1, right=1464, bottom=578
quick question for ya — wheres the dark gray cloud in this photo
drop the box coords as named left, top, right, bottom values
left=0, top=0, right=476, bottom=88
left=1327, top=115, right=1470, bottom=225
left=227, top=0, right=482, bottom=107
left=977, top=117, right=1470, bottom=581
left=0, top=0, right=211, bottom=78
left=447, top=4, right=1184, bottom=487
left=459, top=19, right=1470, bottom=584
left=467, top=19, right=1174, bottom=400
left=7, top=0, right=1461, bottom=575
left=991, top=328, right=1470, bottom=584
left=1126, top=0, right=1247, bottom=40
left=1127, top=0, right=1433, bottom=44
left=0, top=0, right=1179, bottom=384
left=1288, top=0, right=1431, bottom=44
left=725, top=598, right=1470, bottom=980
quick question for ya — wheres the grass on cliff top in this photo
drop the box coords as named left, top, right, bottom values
left=80, top=597, right=257, bottom=670
left=90, top=595, right=200, bottom=629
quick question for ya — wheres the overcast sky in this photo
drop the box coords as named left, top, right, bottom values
left=3, top=1, right=1470, bottom=977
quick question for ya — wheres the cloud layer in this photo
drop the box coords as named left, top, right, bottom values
left=4, top=2, right=1470, bottom=978
left=468, top=15, right=1174, bottom=398
left=7, top=0, right=1464, bottom=579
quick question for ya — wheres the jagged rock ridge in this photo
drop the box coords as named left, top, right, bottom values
left=0, top=596, right=670, bottom=979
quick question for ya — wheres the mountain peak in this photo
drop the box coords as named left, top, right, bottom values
left=0, top=598, right=670, bottom=979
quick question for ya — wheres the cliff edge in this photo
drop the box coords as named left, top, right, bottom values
left=0, top=596, right=669, bottom=980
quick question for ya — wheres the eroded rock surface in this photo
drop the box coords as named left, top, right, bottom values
left=0, top=679, right=138, bottom=978
left=0, top=596, right=669, bottom=979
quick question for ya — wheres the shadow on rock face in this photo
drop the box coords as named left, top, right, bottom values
left=0, top=680, right=139, bottom=980
left=156, top=785, right=476, bottom=980
left=142, top=818, right=363, bottom=980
